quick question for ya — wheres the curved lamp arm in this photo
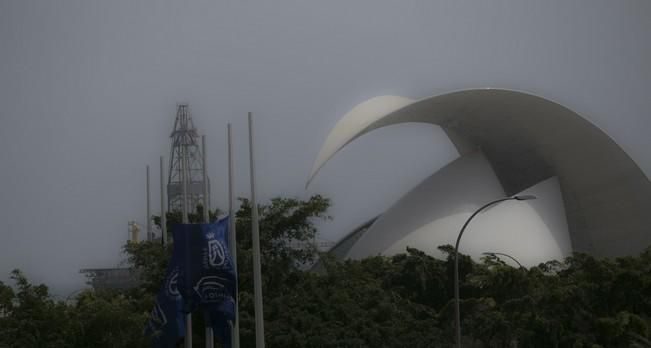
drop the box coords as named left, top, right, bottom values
left=482, top=252, right=525, bottom=269
left=453, top=194, right=535, bottom=348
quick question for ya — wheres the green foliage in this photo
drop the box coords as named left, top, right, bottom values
left=0, top=271, right=149, bottom=348
left=263, top=256, right=442, bottom=347
left=1, top=195, right=650, bottom=347
left=66, top=290, right=150, bottom=347
left=123, top=241, right=172, bottom=294
left=0, top=270, right=70, bottom=347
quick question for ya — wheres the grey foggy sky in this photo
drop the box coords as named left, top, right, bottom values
left=1, top=0, right=650, bottom=296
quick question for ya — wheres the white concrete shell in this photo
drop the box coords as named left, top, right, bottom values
left=309, top=89, right=651, bottom=259
left=345, top=152, right=573, bottom=266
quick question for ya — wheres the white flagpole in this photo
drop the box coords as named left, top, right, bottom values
left=146, top=165, right=151, bottom=241
left=202, top=135, right=210, bottom=223
left=182, top=144, right=189, bottom=223
left=248, top=112, right=266, bottom=348
left=207, top=176, right=211, bottom=214
left=181, top=141, right=192, bottom=348
left=202, top=135, right=214, bottom=348
left=160, top=156, right=167, bottom=247
left=228, top=123, right=241, bottom=348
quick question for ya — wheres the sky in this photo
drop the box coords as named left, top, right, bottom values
left=1, top=0, right=650, bottom=296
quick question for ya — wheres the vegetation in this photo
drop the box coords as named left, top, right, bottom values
left=0, top=195, right=650, bottom=347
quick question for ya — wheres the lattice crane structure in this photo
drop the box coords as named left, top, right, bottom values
left=167, top=103, right=209, bottom=213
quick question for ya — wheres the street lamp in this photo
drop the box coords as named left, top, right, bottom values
left=453, top=195, right=536, bottom=348
left=482, top=252, right=525, bottom=269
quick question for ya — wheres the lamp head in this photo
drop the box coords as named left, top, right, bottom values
left=514, top=195, right=537, bottom=201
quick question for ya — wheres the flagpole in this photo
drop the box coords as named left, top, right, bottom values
left=181, top=141, right=192, bottom=348
left=160, top=156, right=167, bottom=247
left=202, top=135, right=210, bottom=223
left=248, top=112, right=266, bottom=348
left=182, top=144, right=189, bottom=223
left=228, top=123, right=241, bottom=348
left=207, top=176, right=211, bottom=213
left=202, top=135, right=215, bottom=348
left=146, top=165, right=151, bottom=241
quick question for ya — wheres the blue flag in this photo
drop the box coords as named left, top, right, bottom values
left=173, top=217, right=237, bottom=347
left=145, top=252, right=186, bottom=348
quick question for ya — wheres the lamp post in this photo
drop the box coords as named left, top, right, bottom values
left=482, top=252, right=525, bottom=269
left=453, top=195, right=536, bottom=348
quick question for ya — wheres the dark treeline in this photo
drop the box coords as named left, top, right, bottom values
left=0, top=195, right=650, bottom=347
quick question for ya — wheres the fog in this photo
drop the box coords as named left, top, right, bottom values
left=1, top=0, right=649, bottom=296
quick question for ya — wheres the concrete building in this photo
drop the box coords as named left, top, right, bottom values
left=309, top=89, right=651, bottom=266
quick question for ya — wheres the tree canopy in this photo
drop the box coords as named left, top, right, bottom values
left=1, top=195, right=650, bottom=347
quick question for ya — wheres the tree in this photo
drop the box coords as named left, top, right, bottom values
left=2, top=194, right=651, bottom=347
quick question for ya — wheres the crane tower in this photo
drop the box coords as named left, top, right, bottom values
left=167, top=104, right=209, bottom=212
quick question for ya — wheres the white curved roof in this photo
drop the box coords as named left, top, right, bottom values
left=310, top=89, right=651, bottom=257
left=307, top=95, right=414, bottom=187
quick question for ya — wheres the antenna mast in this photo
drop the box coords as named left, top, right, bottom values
left=167, top=104, right=208, bottom=213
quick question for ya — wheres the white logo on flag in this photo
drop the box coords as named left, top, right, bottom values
left=193, top=276, right=228, bottom=303
left=166, top=269, right=179, bottom=297
left=150, top=302, right=167, bottom=327
left=208, top=239, right=226, bottom=267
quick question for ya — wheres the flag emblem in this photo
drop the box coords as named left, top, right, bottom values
left=194, top=275, right=229, bottom=303
left=166, top=269, right=180, bottom=297
left=149, top=302, right=168, bottom=328
left=208, top=239, right=226, bottom=267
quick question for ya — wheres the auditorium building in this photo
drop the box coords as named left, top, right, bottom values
left=308, top=89, right=651, bottom=266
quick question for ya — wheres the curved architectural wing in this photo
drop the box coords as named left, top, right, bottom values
left=307, top=95, right=414, bottom=187
left=310, top=89, right=651, bottom=258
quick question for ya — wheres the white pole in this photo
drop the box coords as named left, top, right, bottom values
left=248, top=112, right=265, bottom=348
left=228, top=123, right=241, bottom=348
left=185, top=314, right=192, bottom=348
left=207, top=176, right=211, bottom=214
left=182, top=144, right=189, bottom=224
left=202, top=135, right=210, bottom=223
left=160, top=156, right=167, bottom=246
left=202, top=135, right=214, bottom=348
left=146, top=165, right=151, bottom=242
left=205, top=327, right=213, bottom=348
left=181, top=141, right=192, bottom=348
